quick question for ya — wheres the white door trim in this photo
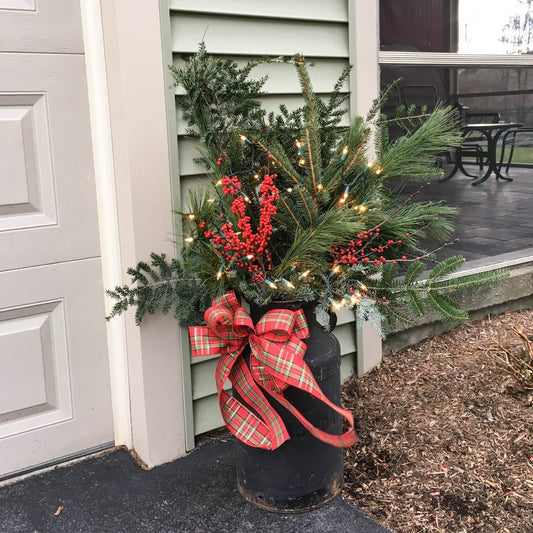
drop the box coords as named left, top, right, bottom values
left=80, top=0, right=132, bottom=449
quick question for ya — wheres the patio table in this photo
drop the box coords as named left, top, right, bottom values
left=440, top=122, right=523, bottom=186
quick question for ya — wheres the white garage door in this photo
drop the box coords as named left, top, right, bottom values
left=0, top=1, right=113, bottom=478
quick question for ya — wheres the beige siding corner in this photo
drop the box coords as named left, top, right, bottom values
left=98, top=0, right=186, bottom=467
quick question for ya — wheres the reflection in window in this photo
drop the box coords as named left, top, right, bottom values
left=380, top=67, right=533, bottom=164
left=380, top=0, right=533, bottom=55
left=381, top=67, right=533, bottom=121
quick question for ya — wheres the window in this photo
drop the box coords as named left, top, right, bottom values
left=380, top=0, right=533, bottom=55
left=379, top=0, right=533, bottom=164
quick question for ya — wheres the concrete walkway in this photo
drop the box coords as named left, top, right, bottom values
left=0, top=440, right=390, bottom=533
left=398, top=166, right=533, bottom=263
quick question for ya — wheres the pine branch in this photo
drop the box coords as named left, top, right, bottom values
left=106, top=253, right=212, bottom=325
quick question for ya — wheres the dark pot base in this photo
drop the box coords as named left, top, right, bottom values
left=235, top=300, right=345, bottom=513
left=237, top=474, right=342, bottom=513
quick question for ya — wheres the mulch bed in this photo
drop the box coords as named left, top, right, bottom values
left=342, top=309, right=533, bottom=533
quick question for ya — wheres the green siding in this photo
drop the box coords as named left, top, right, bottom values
left=169, top=1, right=357, bottom=440
left=169, top=0, right=348, bottom=22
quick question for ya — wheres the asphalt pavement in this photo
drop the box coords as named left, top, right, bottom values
left=0, top=439, right=390, bottom=533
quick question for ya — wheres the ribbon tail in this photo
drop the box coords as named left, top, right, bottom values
left=269, top=389, right=358, bottom=448
left=215, top=352, right=290, bottom=450
left=252, top=341, right=358, bottom=448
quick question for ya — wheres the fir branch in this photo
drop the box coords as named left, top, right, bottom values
left=106, top=253, right=212, bottom=325
left=426, top=292, right=468, bottom=323
left=253, top=137, right=300, bottom=185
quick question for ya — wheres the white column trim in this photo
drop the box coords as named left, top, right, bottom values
left=348, top=0, right=383, bottom=376
left=348, top=0, right=380, bottom=117
left=379, top=51, right=533, bottom=66
left=91, top=0, right=187, bottom=467
left=80, top=0, right=132, bottom=448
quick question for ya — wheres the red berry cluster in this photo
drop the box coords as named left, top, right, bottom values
left=331, top=228, right=409, bottom=268
left=203, top=174, right=279, bottom=284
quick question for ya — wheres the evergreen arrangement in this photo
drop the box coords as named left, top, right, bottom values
left=106, top=45, right=506, bottom=329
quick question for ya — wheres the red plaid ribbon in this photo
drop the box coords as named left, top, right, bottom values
left=189, top=291, right=357, bottom=450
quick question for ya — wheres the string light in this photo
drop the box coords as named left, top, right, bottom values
left=216, top=266, right=224, bottom=280
left=298, top=158, right=306, bottom=167
left=298, top=270, right=310, bottom=280
left=331, top=299, right=345, bottom=310
left=341, top=146, right=348, bottom=161
left=282, top=278, right=295, bottom=289
left=317, top=184, right=323, bottom=191
left=339, top=186, right=350, bottom=204
left=207, top=198, right=215, bottom=203
left=216, top=179, right=223, bottom=186
left=254, top=174, right=260, bottom=180
left=329, top=265, right=341, bottom=278
left=287, top=187, right=293, bottom=193
left=245, top=254, right=254, bottom=260
left=266, top=280, right=277, bottom=290
left=350, top=293, right=361, bottom=305
left=184, top=237, right=194, bottom=243
left=187, top=213, right=195, bottom=220
left=239, top=134, right=253, bottom=145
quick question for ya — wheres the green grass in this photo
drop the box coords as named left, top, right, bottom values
left=462, top=146, right=533, bottom=166
left=496, top=146, right=533, bottom=165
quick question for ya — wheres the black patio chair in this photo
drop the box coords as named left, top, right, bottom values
left=460, top=111, right=501, bottom=172
left=498, top=127, right=533, bottom=173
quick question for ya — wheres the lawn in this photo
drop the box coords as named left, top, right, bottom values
left=461, top=146, right=533, bottom=166
left=496, top=146, right=533, bottom=166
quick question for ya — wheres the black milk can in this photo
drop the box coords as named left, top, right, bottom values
left=235, top=300, right=344, bottom=512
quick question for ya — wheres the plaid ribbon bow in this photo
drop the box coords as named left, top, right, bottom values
left=189, top=291, right=357, bottom=450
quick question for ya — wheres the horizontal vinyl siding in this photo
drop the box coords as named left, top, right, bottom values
left=173, top=57, right=350, bottom=96
left=169, top=0, right=348, bottom=23
left=171, top=14, right=348, bottom=57
left=176, top=95, right=350, bottom=136
left=170, top=2, right=356, bottom=437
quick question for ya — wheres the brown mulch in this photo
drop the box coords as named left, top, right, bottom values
left=342, top=309, right=533, bottom=533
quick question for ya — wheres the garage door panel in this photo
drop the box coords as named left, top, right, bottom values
left=0, top=1, right=83, bottom=54
left=0, top=53, right=100, bottom=271
left=0, top=0, right=113, bottom=479
left=0, top=302, right=72, bottom=434
left=0, top=93, right=56, bottom=231
left=0, top=259, right=113, bottom=477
